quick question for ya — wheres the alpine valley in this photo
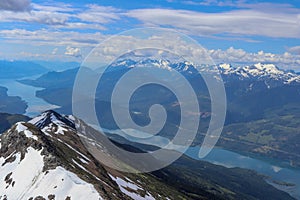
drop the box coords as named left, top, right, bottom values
left=20, top=59, right=300, bottom=168
left=1, top=0, right=299, bottom=199
left=0, top=110, right=294, bottom=200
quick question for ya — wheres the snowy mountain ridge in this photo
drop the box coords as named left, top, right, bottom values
left=0, top=110, right=167, bottom=200
left=109, top=58, right=300, bottom=84
left=218, top=63, right=300, bottom=84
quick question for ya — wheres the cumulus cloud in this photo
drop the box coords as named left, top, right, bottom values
left=0, top=29, right=105, bottom=47
left=84, top=32, right=300, bottom=69
left=0, top=3, right=121, bottom=29
left=209, top=47, right=300, bottom=69
left=1, top=28, right=299, bottom=69
left=0, top=0, right=31, bottom=12
left=0, top=9, right=69, bottom=26
left=65, top=46, right=82, bottom=58
left=2, top=1, right=297, bottom=40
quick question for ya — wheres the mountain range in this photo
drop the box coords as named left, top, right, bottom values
left=0, top=60, right=48, bottom=79
left=0, top=110, right=294, bottom=200
left=18, top=59, right=300, bottom=168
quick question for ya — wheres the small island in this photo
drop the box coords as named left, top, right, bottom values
left=273, top=180, right=296, bottom=187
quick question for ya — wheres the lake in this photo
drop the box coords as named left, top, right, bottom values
left=0, top=77, right=60, bottom=117
left=186, top=146, right=300, bottom=199
left=103, top=128, right=300, bottom=199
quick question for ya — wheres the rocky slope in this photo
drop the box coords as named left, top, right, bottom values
left=0, top=110, right=184, bottom=200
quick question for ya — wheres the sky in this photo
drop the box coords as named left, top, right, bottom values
left=0, top=0, right=299, bottom=69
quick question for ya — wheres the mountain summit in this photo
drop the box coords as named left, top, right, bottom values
left=109, top=58, right=300, bottom=86
left=218, top=62, right=300, bottom=84
left=0, top=110, right=174, bottom=200
left=0, top=110, right=123, bottom=199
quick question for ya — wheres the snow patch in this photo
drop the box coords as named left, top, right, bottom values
left=0, top=147, right=102, bottom=200
left=0, top=147, right=44, bottom=199
left=15, top=122, right=27, bottom=132
left=15, top=123, right=38, bottom=141
left=109, top=174, right=155, bottom=200
left=66, top=115, right=76, bottom=122
left=271, top=165, right=282, bottom=173
left=23, top=130, right=38, bottom=141
left=28, top=112, right=47, bottom=126
left=79, top=157, right=89, bottom=164
left=58, top=140, right=90, bottom=162
left=25, top=166, right=102, bottom=200
left=219, top=63, right=231, bottom=70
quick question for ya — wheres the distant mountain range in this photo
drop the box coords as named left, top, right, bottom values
left=110, top=58, right=300, bottom=85
left=218, top=63, right=300, bottom=84
left=0, top=110, right=294, bottom=199
left=19, top=59, right=300, bottom=168
left=0, top=60, right=81, bottom=79
left=0, top=60, right=48, bottom=79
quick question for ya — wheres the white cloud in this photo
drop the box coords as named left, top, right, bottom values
left=0, top=0, right=31, bottom=12
left=0, top=9, right=70, bottom=25
left=288, top=46, right=300, bottom=55
left=82, top=32, right=300, bottom=69
left=183, top=0, right=227, bottom=6
left=76, top=4, right=121, bottom=24
left=126, top=6, right=300, bottom=38
left=0, top=1, right=298, bottom=69
left=183, top=0, right=299, bottom=13
left=209, top=47, right=300, bottom=69
left=65, top=46, right=82, bottom=58
left=1, top=27, right=299, bottom=69
left=0, top=29, right=105, bottom=47
left=55, top=22, right=106, bottom=31
left=52, top=48, right=58, bottom=55
left=31, top=3, right=76, bottom=12
left=0, top=3, right=121, bottom=29
left=17, top=50, right=83, bottom=62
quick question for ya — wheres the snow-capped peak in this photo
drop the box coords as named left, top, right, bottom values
left=0, top=112, right=125, bottom=199
left=29, top=110, right=74, bottom=128
left=0, top=111, right=174, bottom=200
left=217, top=63, right=300, bottom=84
left=110, top=58, right=300, bottom=85
left=219, top=63, right=232, bottom=70
left=110, top=58, right=197, bottom=74
left=29, top=110, right=75, bottom=135
left=245, top=63, right=283, bottom=75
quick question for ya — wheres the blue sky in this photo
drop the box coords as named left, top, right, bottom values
left=0, top=0, right=299, bottom=69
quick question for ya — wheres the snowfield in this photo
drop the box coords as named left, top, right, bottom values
left=0, top=147, right=102, bottom=199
